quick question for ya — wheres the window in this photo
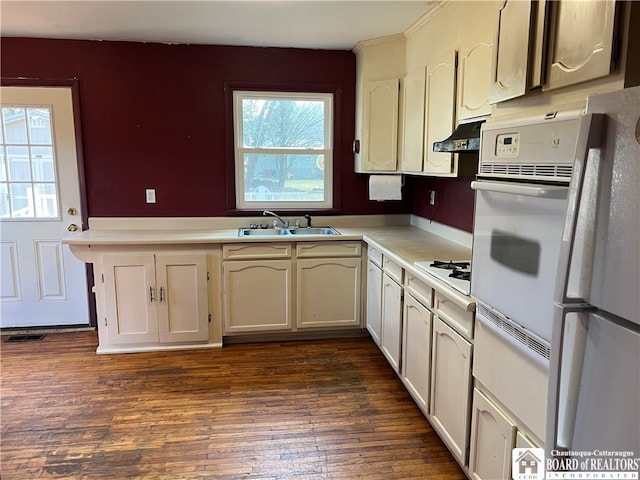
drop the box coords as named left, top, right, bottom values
left=233, top=91, right=333, bottom=210
left=0, top=106, right=59, bottom=219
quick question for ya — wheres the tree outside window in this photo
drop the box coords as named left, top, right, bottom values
left=234, top=91, right=333, bottom=210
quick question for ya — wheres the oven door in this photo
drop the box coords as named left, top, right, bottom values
left=471, top=180, right=569, bottom=342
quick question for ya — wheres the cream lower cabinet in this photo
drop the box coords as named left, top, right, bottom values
left=430, top=315, right=473, bottom=466
left=469, top=388, right=517, bottom=480
left=296, top=242, right=362, bottom=329
left=223, top=243, right=292, bottom=334
left=380, top=257, right=404, bottom=373
left=401, top=292, right=432, bottom=415
left=102, top=253, right=209, bottom=346
left=366, top=246, right=383, bottom=345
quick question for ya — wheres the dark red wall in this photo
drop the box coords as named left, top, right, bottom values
left=411, top=175, right=475, bottom=233
left=1, top=37, right=474, bottom=231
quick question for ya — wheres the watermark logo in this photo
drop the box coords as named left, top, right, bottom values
left=512, top=448, right=545, bottom=480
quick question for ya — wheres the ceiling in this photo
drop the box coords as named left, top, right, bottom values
left=0, top=1, right=439, bottom=50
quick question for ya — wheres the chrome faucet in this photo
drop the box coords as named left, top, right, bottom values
left=262, top=210, right=289, bottom=228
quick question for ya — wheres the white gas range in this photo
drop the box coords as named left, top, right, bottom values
left=414, top=260, right=471, bottom=296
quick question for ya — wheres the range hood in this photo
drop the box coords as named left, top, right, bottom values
left=432, top=119, right=485, bottom=153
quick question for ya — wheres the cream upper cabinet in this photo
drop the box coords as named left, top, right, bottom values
left=544, top=0, right=617, bottom=91
left=491, top=0, right=540, bottom=103
left=457, top=30, right=494, bottom=121
left=102, top=253, right=209, bottom=346
left=400, top=68, right=426, bottom=173
left=424, top=51, right=457, bottom=176
left=361, top=78, right=400, bottom=172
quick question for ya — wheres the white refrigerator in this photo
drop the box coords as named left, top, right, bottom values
left=546, top=86, right=640, bottom=457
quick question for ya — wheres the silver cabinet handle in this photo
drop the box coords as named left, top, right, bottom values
left=149, top=286, right=154, bottom=302
left=159, top=286, right=164, bottom=302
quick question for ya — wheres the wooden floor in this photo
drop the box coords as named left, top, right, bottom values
left=1, top=332, right=465, bottom=480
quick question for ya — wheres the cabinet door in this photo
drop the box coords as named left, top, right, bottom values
left=400, top=69, right=426, bottom=173
left=362, top=78, right=399, bottom=171
left=491, top=0, right=535, bottom=103
left=297, top=257, right=361, bottom=329
left=469, top=388, right=517, bottom=480
left=381, top=273, right=403, bottom=373
left=366, top=260, right=383, bottom=345
left=102, top=254, right=158, bottom=345
left=545, top=0, right=617, bottom=91
left=401, top=293, right=432, bottom=414
left=424, top=51, right=457, bottom=176
left=430, top=316, right=473, bottom=465
left=156, top=254, right=209, bottom=343
left=223, top=260, right=292, bottom=333
left=458, top=31, right=494, bottom=121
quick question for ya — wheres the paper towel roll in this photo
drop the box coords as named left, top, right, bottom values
left=369, top=175, right=403, bottom=201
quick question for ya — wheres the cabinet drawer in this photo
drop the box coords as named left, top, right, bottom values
left=382, top=256, right=403, bottom=284
left=223, top=243, right=292, bottom=260
left=404, top=273, right=433, bottom=308
left=434, top=291, right=474, bottom=340
left=368, top=245, right=383, bottom=267
left=296, top=241, right=361, bottom=258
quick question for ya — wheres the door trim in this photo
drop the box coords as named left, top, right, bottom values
left=1, top=78, right=95, bottom=326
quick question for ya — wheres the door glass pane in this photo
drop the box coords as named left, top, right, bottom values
left=33, top=183, right=58, bottom=218
left=243, top=153, right=325, bottom=203
left=9, top=183, right=34, bottom=218
left=241, top=98, right=326, bottom=148
left=1, top=105, right=59, bottom=219
left=2, top=108, right=28, bottom=144
left=0, top=148, right=6, bottom=182
left=27, top=108, right=52, bottom=145
left=31, top=146, right=55, bottom=181
left=6, top=146, right=31, bottom=181
left=0, top=183, right=9, bottom=217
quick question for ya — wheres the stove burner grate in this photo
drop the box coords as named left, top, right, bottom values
left=449, top=269, right=471, bottom=281
left=430, top=260, right=470, bottom=270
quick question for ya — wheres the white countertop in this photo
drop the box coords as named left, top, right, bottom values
left=64, top=217, right=474, bottom=309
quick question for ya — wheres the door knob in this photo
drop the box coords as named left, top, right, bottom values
left=67, top=224, right=79, bottom=232
left=67, top=207, right=78, bottom=215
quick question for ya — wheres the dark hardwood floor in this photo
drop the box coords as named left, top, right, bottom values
left=0, top=331, right=465, bottom=479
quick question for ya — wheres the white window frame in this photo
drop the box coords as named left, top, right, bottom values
left=233, top=90, right=333, bottom=210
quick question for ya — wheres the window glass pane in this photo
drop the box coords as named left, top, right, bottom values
left=242, top=98, right=325, bottom=149
left=0, top=183, right=9, bottom=218
left=27, top=108, right=52, bottom=145
left=6, top=146, right=31, bottom=181
left=2, top=108, right=28, bottom=144
left=9, top=183, right=34, bottom=218
left=31, top=146, right=55, bottom=181
left=243, top=153, right=325, bottom=203
left=33, top=183, right=59, bottom=218
left=0, top=148, right=6, bottom=182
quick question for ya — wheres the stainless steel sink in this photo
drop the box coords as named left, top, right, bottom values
left=289, top=227, right=340, bottom=235
left=238, top=228, right=291, bottom=237
left=238, top=227, right=340, bottom=237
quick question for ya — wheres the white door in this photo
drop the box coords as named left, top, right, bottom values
left=0, top=86, right=89, bottom=327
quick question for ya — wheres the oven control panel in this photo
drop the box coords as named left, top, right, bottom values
left=495, top=133, right=520, bottom=157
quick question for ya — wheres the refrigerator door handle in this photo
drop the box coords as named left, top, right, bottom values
left=554, top=113, right=606, bottom=304
left=546, top=304, right=591, bottom=454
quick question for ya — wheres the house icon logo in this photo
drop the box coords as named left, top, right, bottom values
left=512, top=447, right=545, bottom=480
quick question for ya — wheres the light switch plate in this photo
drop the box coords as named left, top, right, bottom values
left=146, top=188, right=156, bottom=203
